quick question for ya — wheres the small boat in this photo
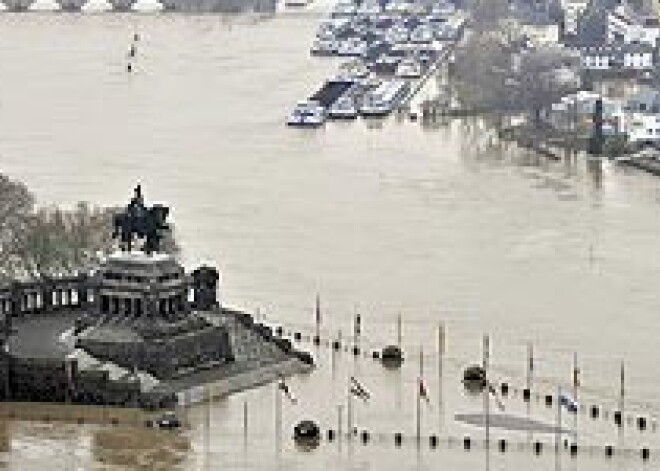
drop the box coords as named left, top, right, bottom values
left=155, top=411, right=181, bottom=429
left=336, top=39, right=367, bottom=57
left=360, top=79, right=409, bottom=117
left=395, top=57, right=422, bottom=79
left=410, top=25, right=434, bottom=44
left=331, top=1, right=357, bottom=18
left=287, top=101, right=326, bottom=127
left=328, top=95, right=358, bottom=119
left=310, top=39, right=339, bottom=56
left=339, top=59, right=370, bottom=79
left=285, top=0, right=311, bottom=6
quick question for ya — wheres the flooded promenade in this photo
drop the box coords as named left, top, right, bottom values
left=2, top=4, right=660, bottom=469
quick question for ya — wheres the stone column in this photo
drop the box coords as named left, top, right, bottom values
left=112, top=296, right=120, bottom=316
left=10, top=282, right=22, bottom=320
left=41, top=277, right=54, bottom=313
left=76, top=273, right=88, bottom=309
left=54, top=289, right=63, bottom=311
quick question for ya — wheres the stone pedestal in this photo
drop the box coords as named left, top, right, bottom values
left=76, top=251, right=232, bottom=380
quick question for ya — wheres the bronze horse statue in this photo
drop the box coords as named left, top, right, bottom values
left=112, top=185, right=170, bottom=254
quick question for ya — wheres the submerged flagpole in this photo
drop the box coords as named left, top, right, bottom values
left=438, top=322, right=444, bottom=431
left=347, top=379, right=353, bottom=440
left=314, top=293, right=321, bottom=341
left=483, top=334, right=490, bottom=469
left=416, top=347, right=423, bottom=443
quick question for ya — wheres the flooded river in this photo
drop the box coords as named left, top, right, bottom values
left=1, top=3, right=660, bottom=470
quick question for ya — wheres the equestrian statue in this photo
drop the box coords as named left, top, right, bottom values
left=112, top=185, right=171, bottom=254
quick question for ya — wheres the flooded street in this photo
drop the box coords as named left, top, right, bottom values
left=2, top=4, right=660, bottom=469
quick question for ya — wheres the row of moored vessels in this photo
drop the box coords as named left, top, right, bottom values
left=288, top=0, right=465, bottom=127
left=287, top=78, right=410, bottom=126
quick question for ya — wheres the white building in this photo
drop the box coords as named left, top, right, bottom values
left=520, top=22, right=561, bottom=46
left=562, top=0, right=589, bottom=36
left=623, top=113, right=660, bottom=143
left=579, top=43, right=655, bottom=71
left=546, top=91, right=626, bottom=135
left=607, top=5, right=660, bottom=47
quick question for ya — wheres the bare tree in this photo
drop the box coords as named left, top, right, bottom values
left=0, top=175, right=34, bottom=280
left=0, top=175, right=180, bottom=280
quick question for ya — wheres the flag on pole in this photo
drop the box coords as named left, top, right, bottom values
left=487, top=382, right=505, bottom=411
left=350, top=376, right=371, bottom=402
left=419, top=377, right=431, bottom=405
left=354, top=313, right=361, bottom=338
left=315, top=293, right=321, bottom=327
left=278, top=378, right=297, bottom=404
left=559, top=391, right=579, bottom=413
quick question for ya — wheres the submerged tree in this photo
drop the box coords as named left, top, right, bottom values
left=453, top=32, right=512, bottom=111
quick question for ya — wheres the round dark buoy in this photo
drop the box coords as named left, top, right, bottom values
left=360, top=430, right=369, bottom=443
left=570, top=443, right=578, bottom=456
left=614, top=411, right=623, bottom=427
left=352, top=346, right=360, bottom=356
left=642, top=447, right=650, bottom=461
left=327, top=429, right=335, bottom=441
left=500, top=382, right=509, bottom=397
left=463, top=436, right=471, bottom=450
left=534, top=441, right=542, bottom=455
left=638, top=416, right=647, bottom=431
left=429, top=435, right=438, bottom=448
left=381, top=345, right=404, bottom=368
left=294, top=420, right=320, bottom=444
left=372, top=351, right=380, bottom=360
left=463, top=365, right=487, bottom=394
left=544, top=394, right=553, bottom=407
left=523, top=388, right=531, bottom=402
left=605, top=445, right=613, bottom=457
left=498, top=439, right=506, bottom=452
left=332, top=340, right=341, bottom=351
left=293, top=332, right=302, bottom=341
left=590, top=405, right=599, bottom=419
left=394, top=432, right=402, bottom=446
left=312, top=335, right=320, bottom=345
